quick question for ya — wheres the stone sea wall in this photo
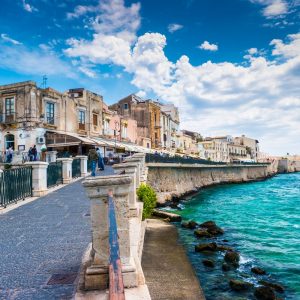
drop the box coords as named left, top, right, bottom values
left=146, top=163, right=271, bottom=204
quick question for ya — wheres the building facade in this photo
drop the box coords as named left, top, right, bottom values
left=109, top=94, right=161, bottom=149
left=234, top=135, right=259, bottom=162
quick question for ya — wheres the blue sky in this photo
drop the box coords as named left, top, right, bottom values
left=0, top=0, right=299, bottom=154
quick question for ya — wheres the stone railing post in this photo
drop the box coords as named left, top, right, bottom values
left=112, top=162, right=139, bottom=217
left=57, top=158, right=73, bottom=184
left=24, top=161, right=48, bottom=197
left=46, top=151, right=57, bottom=163
left=76, top=155, right=88, bottom=177
left=82, top=174, right=138, bottom=290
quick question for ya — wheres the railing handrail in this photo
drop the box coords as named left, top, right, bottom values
left=108, top=191, right=125, bottom=300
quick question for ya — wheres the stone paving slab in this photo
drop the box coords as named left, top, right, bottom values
left=0, top=167, right=114, bottom=300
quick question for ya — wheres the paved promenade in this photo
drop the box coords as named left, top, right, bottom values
left=0, top=168, right=114, bottom=300
left=142, top=219, right=206, bottom=300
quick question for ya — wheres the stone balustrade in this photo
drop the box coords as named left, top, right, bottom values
left=81, top=152, right=148, bottom=291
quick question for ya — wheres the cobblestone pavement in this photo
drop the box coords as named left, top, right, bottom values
left=0, top=167, right=114, bottom=300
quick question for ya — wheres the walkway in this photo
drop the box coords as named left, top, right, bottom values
left=0, top=167, right=114, bottom=300
left=142, top=219, right=206, bottom=300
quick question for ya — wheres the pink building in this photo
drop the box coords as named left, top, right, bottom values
left=102, top=103, right=137, bottom=144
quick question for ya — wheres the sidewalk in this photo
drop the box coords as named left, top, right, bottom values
left=0, top=167, right=114, bottom=300
left=142, top=219, right=206, bottom=300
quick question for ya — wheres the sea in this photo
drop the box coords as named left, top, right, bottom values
left=171, top=172, right=300, bottom=300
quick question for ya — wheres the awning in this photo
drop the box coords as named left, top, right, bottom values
left=46, top=130, right=96, bottom=146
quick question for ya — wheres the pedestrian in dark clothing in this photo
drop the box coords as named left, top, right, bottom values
left=88, top=148, right=99, bottom=177
left=32, top=145, right=37, bottom=161
left=96, top=148, right=105, bottom=171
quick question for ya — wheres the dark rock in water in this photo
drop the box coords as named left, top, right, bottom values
left=222, top=263, right=230, bottom=271
left=195, top=242, right=218, bottom=252
left=182, top=220, right=198, bottom=229
left=222, top=239, right=229, bottom=242
left=153, top=209, right=182, bottom=222
left=224, top=250, right=240, bottom=265
left=216, top=244, right=233, bottom=251
left=259, top=280, right=284, bottom=293
left=254, top=286, right=276, bottom=300
left=194, top=228, right=213, bottom=238
left=199, top=220, right=224, bottom=235
left=229, top=279, right=253, bottom=291
left=251, top=267, right=267, bottom=275
left=202, top=259, right=215, bottom=268
left=169, top=203, right=179, bottom=209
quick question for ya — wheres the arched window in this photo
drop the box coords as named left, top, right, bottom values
left=5, top=134, right=15, bottom=150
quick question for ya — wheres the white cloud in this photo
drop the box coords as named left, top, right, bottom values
left=22, top=0, right=38, bottom=12
left=67, top=5, right=97, bottom=20
left=270, top=33, right=300, bottom=58
left=168, top=23, right=183, bottom=33
left=263, top=0, right=288, bottom=17
left=249, top=0, right=292, bottom=18
left=1, top=33, right=22, bottom=45
left=198, top=41, right=218, bottom=51
left=64, top=0, right=300, bottom=154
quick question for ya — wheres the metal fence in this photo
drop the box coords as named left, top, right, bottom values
left=145, top=153, right=227, bottom=165
left=47, top=161, right=63, bottom=188
left=72, top=158, right=81, bottom=178
left=145, top=153, right=270, bottom=166
left=108, top=193, right=125, bottom=299
left=0, top=167, right=32, bottom=207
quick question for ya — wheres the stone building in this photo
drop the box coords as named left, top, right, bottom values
left=109, top=94, right=162, bottom=149
left=160, top=104, right=180, bottom=151
left=0, top=81, right=45, bottom=155
left=102, top=102, right=137, bottom=144
left=0, top=81, right=107, bottom=158
left=234, top=135, right=259, bottom=162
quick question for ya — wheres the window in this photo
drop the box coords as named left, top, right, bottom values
left=93, top=114, right=98, bottom=126
left=124, top=103, right=128, bottom=109
left=5, top=97, right=15, bottom=115
left=46, top=102, right=55, bottom=124
left=78, top=110, right=85, bottom=124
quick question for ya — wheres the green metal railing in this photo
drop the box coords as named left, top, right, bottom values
left=47, top=161, right=63, bottom=188
left=72, top=158, right=81, bottom=178
left=0, top=167, right=32, bottom=208
left=87, top=160, right=92, bottom=172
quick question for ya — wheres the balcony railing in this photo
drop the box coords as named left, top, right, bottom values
left=0, top=113, right=16, bottom=124
left=78, top=123, right=86, bottom=131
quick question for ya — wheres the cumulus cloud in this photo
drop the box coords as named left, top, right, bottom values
left=64, top=0, right=300, bottom=154
left=198, top=41, right=218, bottom=51
left=22, top=0, right=38, bottom=12
left=67, top=5, right=97, bottom=20
left=168, top=23, right=183, bottom=33
left=1, top=33, right=22, bottom=45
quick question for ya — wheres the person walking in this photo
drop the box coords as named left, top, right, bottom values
left=6, top=147, right=13, bottom=163
left=88, top=148, right=99, bottom=177
left=96, top=148, right=105, bottom=171
left=32, top=145, right=37, bottom=161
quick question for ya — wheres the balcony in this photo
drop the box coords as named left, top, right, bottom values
left=78, top=123, right=86, bottom=131
left=0, top=113, right=16, bottom=124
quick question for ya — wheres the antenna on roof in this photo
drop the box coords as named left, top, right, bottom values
left=41, top=75, right=48, bottom=89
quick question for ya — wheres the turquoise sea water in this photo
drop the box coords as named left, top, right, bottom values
left=173, top=173, right=300, bottom=300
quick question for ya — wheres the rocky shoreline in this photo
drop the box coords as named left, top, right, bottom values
left=154, top=210, right=286, bottom=300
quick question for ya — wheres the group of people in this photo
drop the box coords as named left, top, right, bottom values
left=5, top=147, right=14, bottom=163
left=88, top=147, right=105, bottom=177
left=28, top=145, right=38, bottom=161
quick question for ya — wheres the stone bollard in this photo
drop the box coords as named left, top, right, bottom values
left=76, top=155, right=88, bottom=177
left=46, top=151, right=57, bottom=163
left=24, top=161, right=48, bottom=197
left=56, top=158, right=73, bottom=184
left=112, top=162, right=139, bottom=217
left=82, top=174, right=138, bottom=290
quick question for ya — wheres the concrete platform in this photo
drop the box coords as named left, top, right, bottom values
left=142, top=219, right=206, bottom=300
